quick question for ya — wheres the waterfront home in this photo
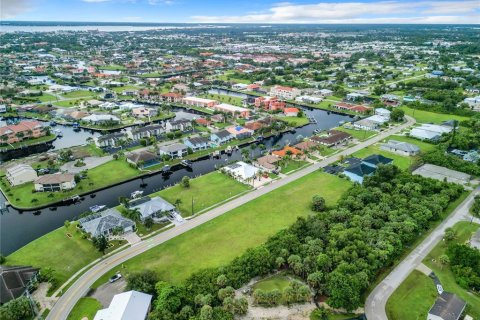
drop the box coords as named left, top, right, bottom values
left=223, top=161, right=259, bottom=182
left=132, top=107, right=157, bottom=118
left=295, top=95, right=322, bottom=104
left=333, top=102, right=372, bottom=114
left=312, top=130, right=352, bottom=147
left=82, top=114, right=121, bottom=125
left=269, top=85, right=301, bottom=100
left=380, top=140, right=420, bottom=156
left=226, top=125, right=253, bottom=139
left=0, top=266, right=39, bottom=304
left=232, top=83, right=248, bottom=91
left=159, top=143, right=188, bottom=159
left=166, top=119, right=192, bottom=132
left=0, top=120, right=45, bottom=144
left=128, top=196, right=176, bottom=222
left=374, top=108, right=391, bottom=119
left=210, top=114, right=224, bottom=123
left=427, top=292, right=465, bottom=320
left=211, top=103, right=251, bottom=118
left=195, top=118, right=211, bottom=127
left=254, top=96, right=286, bottom=111
left=255, top=154, right=280, bottom=171
left=34, top=173, right=76, bottom=192
left=64, top=110, right=89, bottom=121
left=6, top=164, right=38, bottom=186
left=126, top=150, right=158, bottom=168
left=210, top=130, right=234, bottom=145
left=272, top=146, right=303, bottom=158
left=161, top=92, right=183, bottom=103
left=78, top=208, right=135, bottom=238
left=284, top=107, right=300, bottom=117
left=128, top=124, right=164, bottom=141
left=94, top=290, right=152, bottom=320
left=293, top=140, right=319, bottom=152
left=182, top=96, right=217, bottom=108
left=94, top=132, right=127, bottom=148
left=99, top=102, right=118, bottom=110
left=183, top=136, right=210, bottom=151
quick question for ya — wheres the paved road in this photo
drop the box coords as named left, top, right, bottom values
left=47, top=117, right=414, bottom=320
left=365, top=187, right=480, bottom=320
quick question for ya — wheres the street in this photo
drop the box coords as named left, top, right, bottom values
left=46, top=117, right=414, bottom=320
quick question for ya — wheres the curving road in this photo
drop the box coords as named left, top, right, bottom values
left=47, top=117, right=415, bottom=320
left=365, top=186, right=480, bottom=320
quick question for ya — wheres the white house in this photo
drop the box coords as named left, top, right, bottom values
left=375, top=108, right=391, bottom=120
left=94, top=290, right=152, bottom=320
left=380, top=140, right=420, bottom=156
left=158, top=143, right=188, bottom=158
left=82, top=114, right=120, bottom=125
left=6, top=164, right=38, bottom=186
left=269, top=85, right=301, bottom=100
left=0, top=104, right=7, bottom=113
left=409, top=124, right=452, bottom=141
left=223, top=161, right=259, bottom=182
left=34, top=173, right=76, bottom=192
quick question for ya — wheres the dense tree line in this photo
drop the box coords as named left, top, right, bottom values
left=446, top=243, right=480, bottom=291
left=421, top=149, right=480, bottom=176
left=144, top=166, right=462, bottom=319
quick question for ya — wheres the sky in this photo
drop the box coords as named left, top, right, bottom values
left=1, top=0, right=479, bottom=24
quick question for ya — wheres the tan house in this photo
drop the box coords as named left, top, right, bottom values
left=0, top=120, right=45, bottom=144
left=6, top=164, right=38, bottom=186
left=34, top=173, right=76, bottom=192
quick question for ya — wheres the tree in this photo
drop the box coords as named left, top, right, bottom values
left=126, top=270, right=158, bottom=295
left=0, top=296, right=33, bottom=320
left=390, top=108, right=405, bottom=122
left=64, top=220, right=70, bottom=229
left=444, top=227, right=457, bottom=241
left=92, top=235, right=109, bottom=254
left=439, top=254, right=450, bottom=270
left=0, top=254, right=5, bottom=264
left=216, top=274, right=227, bottom=287
left=181, top=176, right=190, bottom=188
left=144, top=217, right=154, bottom=229
left=124, top=208, right=141, bottom=222
left=311, top=195, right=326, bottom=212
left=155, top=281, right=183, bottom=314
left=199, top=305, right=213, bottom=320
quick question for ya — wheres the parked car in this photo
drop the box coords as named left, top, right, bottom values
left=109, top=273, right=122, bottom=283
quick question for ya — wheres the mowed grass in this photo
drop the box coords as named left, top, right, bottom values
left=386, top=270, right=437, bottom=320
left=352, top=145, right=413, bottom=170
left=155, top=172, right=252, bottom=217
left=400, top=106, right=469, bottom=124
left=93, top=172, right=352, bottom=287
left=280, top=160, right=311, bottom=174
left=62, top=90, right=97, bottom=99
left=253, top=275, right=292, bottom=292
left=277, top=116, right=310, bottom=127
left=335, top=127, right=376, bottom=141
left=67, top=297, right=102, bottom=320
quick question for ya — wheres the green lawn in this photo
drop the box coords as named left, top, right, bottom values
left=92, top=172, right=352, bottom=287
left=253, top=275, right=292, bottom=292
left=201, top=93, right=244, bottom=107
left=53, top=100, right=84, bottom=108
left=335, top=127, right=376, bottom=141
left=0, top=158, right=140, bottom=208
left=279, top=160, right=311, bottom=174
left=388, top=135, right=436, bottom=153
left=277, top=116, right=310, bottom=128
left=37, top=93, right=58, bottom=102
left=67, top=297, right=102, bottom=320
left=400, top=107, right=469, bottom=124
left=386, top=270, right=437, bottom=320
left=111, top=85, right=141, bottom=93
left=62, top=90, right=96, bottom=99
left=155, top=171, right=252, bottom=217
left=101, top=64, right=126, bottom=71
left=351, top=145, right=413, bottom=170
left=0, top=134, right=57, bottom=151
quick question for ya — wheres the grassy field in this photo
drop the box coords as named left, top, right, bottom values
left=37, top=93, right=58, bottom=102
left=277, top=116, right=310, bottom=128
left=155, top=171, right=252, bottom=217
left=351, top=145, right=413, bottom=170
left=386, top=270, right=437, bottom=320
left=101, top=64, right=127, bottom=71
left=400, top=106, right=469, bottom=124
left=279, top=160, right=310, bottom=174
left=335, top=127, right=376, bottom=141
left=111, top=85, right=141, bottom=93
left=53, top=99, right=85, bottom=108
left=67, top=297, right=102, bottom=320
left=388, top=135, right=436, bottom=153
left=62, top=90, right=97, bottom=99
left=253, top=275, right=292, bottom=292
left=0, top=158, right=139, bottom=208
left=0, top=134, right=57, bottom=151
left=201, top=93, right=244, bottom=106
left=92, top=172, right=352, bottom=287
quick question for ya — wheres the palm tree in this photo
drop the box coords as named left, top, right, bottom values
left=124, top=208, right=141, bottom=222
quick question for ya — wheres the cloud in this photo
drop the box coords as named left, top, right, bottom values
left=148, top=0, right=174, bottom=5
left=191, top=0, right=480, bottom=24
left=0, top=0, right=34, bottom=19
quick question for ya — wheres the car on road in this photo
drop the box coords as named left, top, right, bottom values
left=109, top=273, right=122, bottom=283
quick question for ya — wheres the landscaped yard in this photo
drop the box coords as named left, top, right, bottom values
left=154, top=171, right=252, bottom=217
left=67, top=297, right=102, bottom=320
left=400, top=106, right=469, bottom=124
left=351, top=145, right=413, bottom=170
left=279, top=159, right=310, bottom=174
left=335, top=127, right=376, bottom=141
left=0, top=134, right=57, bottom=151
left=277, top=116, right=310, bottom=128
left=252, top=275, right=292, bottom=292
left=92, top=172, right=352, bottom=287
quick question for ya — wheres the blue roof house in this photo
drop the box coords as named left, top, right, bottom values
left=210, top=130, right=234, bottom=145
left=183, top=136, right=210, bottom=151
left=362, top=154, right=394, bottom=168
left=344, top=163, right=376, bottom=183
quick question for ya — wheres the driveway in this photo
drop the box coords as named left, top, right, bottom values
left=90, top=278, right=126, bottom=307
left=61, top=156, right=113, bottom=174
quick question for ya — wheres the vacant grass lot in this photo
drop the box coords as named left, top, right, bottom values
left=67, top=297, right=102, bottom=320
left=279, top=160, right=310, bottom=174
left=351, top=145, right=413, bottom=170
left=0, top=159, right=139, bottom=208
left=400, top=106, right=469, bottom=124
left=335, top=127, right=376, bottom=141
left=386, top=270, right=437, bottom=320
left=62, top=90, right=97, bottom=99
left=93, top=172, right=352, bottom=287
left=277, top=116, right=310, bottom=127
left=155, top=171, right=252, bottom=217
left=201, top=93, right=244, bottom=106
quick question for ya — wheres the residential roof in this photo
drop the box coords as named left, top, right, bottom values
left=78, top=208, right=135, bottom=238
left=159, top=143, right=187, bottom=153
left=129, top=196, right=175, bottom=219
left=0, top=266, right=39, bottom=304
left=362, top=154, right=394, bottom=166
left=255, top=154, right=280, bottom=170
left=382, top=140, right=420, bottom=153
left=212, top=130, right=233, bottom=139
left=224, top=161, right=259, bottom=180
left=184, top=136, right=210, bottom=145
left=0, top=120, right=43, bottom=136
left=284, top=107, right=299, bottom=113
left=96, top=132, right=126, bottom=142
left=344, top=163, right=376, bottom=177
left=126, top=150, right=157, bottom=164
left=6, top=164, right=37, bottom=177
left=428, top=292, right=466, bottom=320
left=34, top=173, right=75, bottom=185
left=94, top=290, right=153, bottom=320
left=272, top=146, right=302, bottom=157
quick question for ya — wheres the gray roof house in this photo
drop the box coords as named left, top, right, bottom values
left=158, top=143, right=188, bottom=159
left=427, top=292, right=466, bottom=320
left=78, top=208, right=135, bottom=238
left=0, top=265, right=39, bottom=304
left=128, top=196, right=176, bottom=221
left=380, top=139, right=420, bottom=156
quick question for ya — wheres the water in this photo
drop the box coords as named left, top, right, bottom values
left=0, top=107, right=352, bottom=255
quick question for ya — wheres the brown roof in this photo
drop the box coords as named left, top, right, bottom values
left=34, top=173, right=75, bottom=184
left=312, top=130, right=352, bottom=146
left=294, top=140, right=318, bottom=151
left=256, top=154, right=280, bottom=170
left=126, top=150, right=157, bottom=164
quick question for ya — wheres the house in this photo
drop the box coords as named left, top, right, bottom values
left=254, top=96, right=286, bottom=111
left=94, top=132, right=127, bottom=148
left=319, top=89, right=333, bottom=97
left=427, top=292, right=466, bottom=320
left=272, top=146, right=303, bottom=158
left=183, top=136, right=210, bottom=151
left=0, top=266, right=39, bottom=304
left=6, top=164, right=38, bottom=186
left=93, top=290, right=152, bottom=320
left=312, top=130, right=352, bottom=147
left=0, top=104, right=7, bottom=113
left=128, top=196, right=176, bottom=222
left=166, top=119, right=192, bottom=132
left=295, top=95, right=322, bottom=104
left=211, top=103, right=250, bottom=118
left=343, top=163, right=376, bottom=183
left=64, top=110, right=89, bottom=121
left=410, top=124, right=452, bottom=141
left=78, top=208, right=135, bottom=238
left=131, top=107, right=157, bottom=118
left=161, top=92, right=183, bottom=103
left=381, top=140, right=420, bottom=156
left=353, top=119, right=379, bottom=131
left=333, top=102, right=372, bottom=114
left=284, top=107, right=300, bottom=117
left=362, top=154, right=393, bottom=168
left=381, top=94, right=401, bottom=106
left=226, top=126, right=254, bottom=139
left=128, top=124, right=164, bottom=141
left=182, top=96, right=217, bottom=108
left=269, top=85, right=301, bottom=100
left=195, top=118, right=211, bottom=127
left=126, top=150, right=158, bottom=168
left=210, top=114, right=224, bottom=123
left=34, top=173, right=76, bottom=192
left=82, top=114, right=120, bottom=125
left=232, top=83, right=248, bottom=91
left=159, top=143, right=188, bottom=158
left=223, top=161, right=259, bottom=182
left=293, top=140, right=318, bottom=152
left=255, top=154, right=280, bottom=171
left=375, top=108, right=391, bottom=120
left=0, top=120, right=45, bottom=144
left=210, top=130, right=234, bottom=145
left=413, top=164, right=471, bottom=185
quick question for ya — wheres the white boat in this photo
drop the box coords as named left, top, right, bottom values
left=89, top=205, right=106, bottom=213
left=131, top=190, right=144, bottom=199
left=53, top=129, right=63, bottom=137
